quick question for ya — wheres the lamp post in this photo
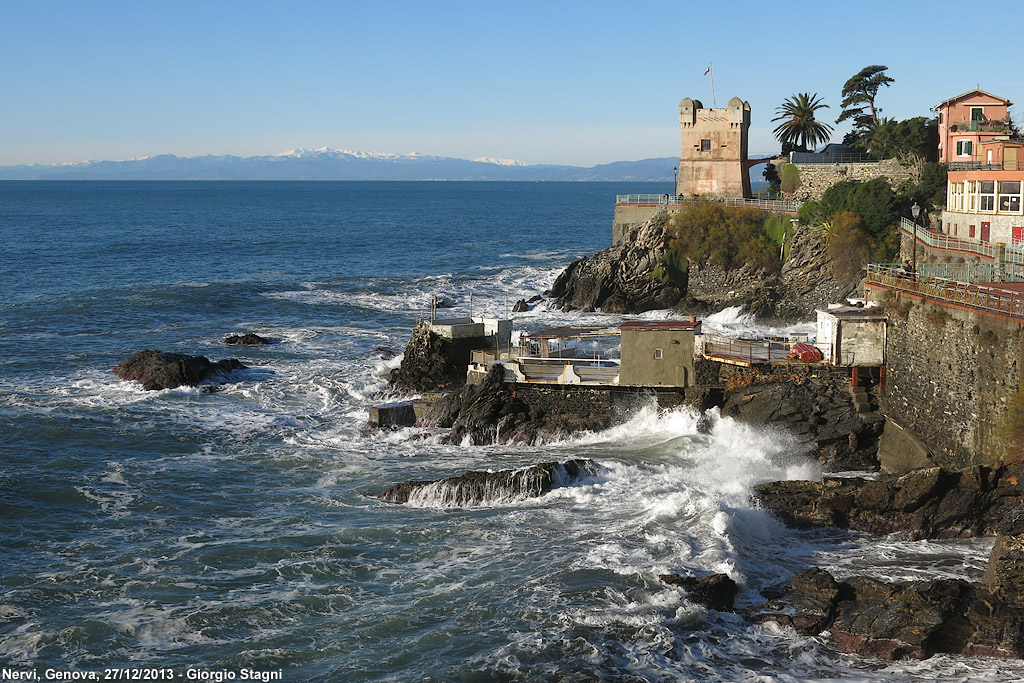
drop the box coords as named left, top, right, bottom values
left=673, top=167, right=678, bottom=197
left=911, top=201, right=920, bottom=279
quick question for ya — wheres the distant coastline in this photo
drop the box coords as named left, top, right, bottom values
left=0, top=148, right=773, bottom=185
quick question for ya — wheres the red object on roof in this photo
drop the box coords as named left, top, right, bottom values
left=789, top=342, right=823, bottom=362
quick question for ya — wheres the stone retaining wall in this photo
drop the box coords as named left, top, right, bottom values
left=873, top=292, right=1023, bottom=470
left=788, top=159, right=915, bottom=202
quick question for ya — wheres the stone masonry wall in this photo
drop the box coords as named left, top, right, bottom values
left=875, top=292, right=1022, bottom=470
left=789, top=159, right=915, bottom=202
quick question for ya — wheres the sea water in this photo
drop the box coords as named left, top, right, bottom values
left=1, top=181, right=1021, bottom=681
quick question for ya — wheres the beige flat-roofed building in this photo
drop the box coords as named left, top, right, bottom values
left=619, top=320, right=701, bottom=387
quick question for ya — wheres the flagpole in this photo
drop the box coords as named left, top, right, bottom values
left=709, top=63, right=716, bottom=109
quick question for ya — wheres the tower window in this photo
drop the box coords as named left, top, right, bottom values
left=700, top=139, right=711, bottom=152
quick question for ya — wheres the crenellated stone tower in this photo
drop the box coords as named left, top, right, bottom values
left=677, top=96, right=751, bottom=198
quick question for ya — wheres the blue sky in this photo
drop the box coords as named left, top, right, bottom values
left=3, top=0, right=1022, bottom=167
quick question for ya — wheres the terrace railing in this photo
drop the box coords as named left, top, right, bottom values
left=866, top=264, right=1024, bottom=320
left=948, top=160, right=1023, bottom=171
left=789, top=152, right=880, bottom=164
left=699, top=334, right=831, bottom=366
left=615, top=194, right=802, bottom=213
left=901, top=217, right=1024, bottom=265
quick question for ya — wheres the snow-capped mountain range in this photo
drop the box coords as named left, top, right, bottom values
left=0, top=147, right=677, bottom=181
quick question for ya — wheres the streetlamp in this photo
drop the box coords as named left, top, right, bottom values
left=673, top=167, right=678, bottom=198
left=911, top=201, right=920, bottom=279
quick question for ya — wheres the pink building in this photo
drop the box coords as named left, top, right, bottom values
left=932, top=89, right=1014, bottom=164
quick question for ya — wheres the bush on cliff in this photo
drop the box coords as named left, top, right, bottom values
left=823, top=211, right=872, bottom=280
left=665, top=203, right=780, bottom=273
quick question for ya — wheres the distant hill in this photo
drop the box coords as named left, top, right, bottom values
left=0, top=148, right=681, bottom=182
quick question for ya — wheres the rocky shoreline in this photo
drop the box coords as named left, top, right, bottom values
left=375, top=220, right=1024, bottom=664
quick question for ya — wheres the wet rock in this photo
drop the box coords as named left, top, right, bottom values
left=512, top=299, right=529, bottom=312
left=223, top=333, right=271, bottom=345
left=830, top=577, right=972, bottom=661
left=720, top=367, right=882, bottom=471
left=527, top=295, right=543, bottom=304
left=421, top=365, right=612, bottom=445
left=660, top=573, right=738, bottom=612
left=389, top=322, right=470, bottom=393
left=746, top=568, right=845, bottom=635
left=375, top=346, right=397, bottom=360
left=755, top=466, right=1023, bottom=540
left=113, top=349, right=247, bottom=391
left=376, top=458, right=597, bottom=506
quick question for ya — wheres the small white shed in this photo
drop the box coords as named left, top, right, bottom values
left=816, top=304, right=887, bottom=366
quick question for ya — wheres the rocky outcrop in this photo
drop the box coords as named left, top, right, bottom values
left=748, top=566, right=1024, bottom=661
left=716, top=364, right=883, bottom=470
left=755, top=466, right=1024, bottom=539
left=223, top=333, right=271, bottom=345
left=113, top=349, right=247, bottom=391
left=376, top=458, right=598, bottom=506
left=388, top=322, right=469, bottom=393
left=660, top=573, right=738, bottom=612
left=550, top=214, right=684, bottom=313
left=421, top=365, right=613, bottom=445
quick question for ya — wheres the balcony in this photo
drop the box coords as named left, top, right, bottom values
left=950, top=120, right=1014, bottom=134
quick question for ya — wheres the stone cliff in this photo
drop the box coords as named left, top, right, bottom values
left=551, top=213, right=862, bottom=321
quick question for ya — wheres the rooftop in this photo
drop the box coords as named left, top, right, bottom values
left=619, top=320, right=701, bottom=331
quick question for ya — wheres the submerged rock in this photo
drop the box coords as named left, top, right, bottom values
left=376, top=458, right=598, bottom=506
left=223, top=333, right=271, bottom=345
left=660, top=573, right=738, bottom=612
left=113, top=349, right=247, bottom=391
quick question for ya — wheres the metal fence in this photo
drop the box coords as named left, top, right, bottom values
left=699, top=334, right=830, bottom=365
left=948, top=160, right=1023, bottom=171
left=789, top=152, right=880, bottom=164
left=866, top=264, right=1024, bottom=320
left=615, top=194, right=803, bottom=213
left=901, top=217, right=1024, bottom=265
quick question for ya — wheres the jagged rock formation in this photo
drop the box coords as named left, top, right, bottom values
left=421, top=365, right=612, bottom=444
left=683, top=227, right=863, bottom=320
left=660, top=573, right=738, bottom=612
left=375, top=458, right=598, bottom=506
left=550, top=216, right=862, bottom=320
left=713, top=364, right=883, bottom=470
left=113, top=349, right=247, bottom=391
left=224, top=333, right=271, bottom=345
left=746, top=566, right=1024, bottom=661
left=549, top=214, right=684, bottom=313
left=755, top=465, right=1024, bottom=539
left=388, top=322, right=469, bottom=393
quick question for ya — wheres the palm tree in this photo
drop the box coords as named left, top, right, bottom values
left=772, top=93, right=834, bottom=153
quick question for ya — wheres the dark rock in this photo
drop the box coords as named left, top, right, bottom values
left=512, top=299, right=529, bottom=313
left=420, top=365, right=612, bottom=445
left=550, top=214, right=684, bottom=313
left=720, top=366, right=882, bottom=471
left=830, top=577, right=972, bottom=661
left=527, top=295, right=543, bottom=304
left=660, top=573, right=738, bottom=612
left=223, top=333, right=271, bottom=345
left=375, top=346, right=397, bottom=360
left=113, top=349, right=247, bottom=391
left=376, top=458, right=597, bottom=506
left=389, top=322, right=470, bottom=393
left=755, top=466, right=1023, bottom=540
left=746, top=568, right=844, bottom=635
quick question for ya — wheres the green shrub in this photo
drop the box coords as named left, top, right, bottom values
left=780, top=164, right=801, bottom=194
left=824, top=211, right=872, bottom=279
left=666, top=202, right=781, bottom=273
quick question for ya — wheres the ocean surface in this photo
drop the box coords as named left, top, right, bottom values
left=1, top=181, right=1021, bottom=682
